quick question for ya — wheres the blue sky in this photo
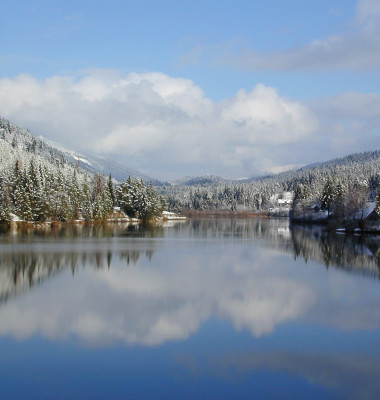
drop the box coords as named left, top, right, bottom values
left=1, top=0, right=379, bottom=179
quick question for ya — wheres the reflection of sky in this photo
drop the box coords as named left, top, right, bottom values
left=0, top=220, right=380, bottom=399
left=0, top=240, right=317, bottom=345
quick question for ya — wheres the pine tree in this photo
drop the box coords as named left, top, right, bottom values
left=81, top=175, right=93, bottom=220
left=107, top=174, right=116, bottom=207
left=118, top=176, right=135, bottom=217
left=332, top=181, right=346, bottom=222
left=0, top=180, right=11, bottom=221
left=320, top=178, right=335, bottom=216
left=70, top=170, right=82, bottom=219
left=27, top=161, right=46, bottom=221
left=375, top=187, right=380, bottom=217
left=92, top=193, right=105, bottom=220
left=15, top=185, right=33, bottom=221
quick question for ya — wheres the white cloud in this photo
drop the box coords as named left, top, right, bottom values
left=0, top=71, right=319, bottom=179
left=309, top=91, right=380, bottom=155
left=356, top=0, right=380, bottom=28
left=220, top=85, right=316, bottom=144
left=228, top=0, right=380, bottom=71
left=234, top=32, right=380, bottom=71
left=0, top=68, right=378, bottom=179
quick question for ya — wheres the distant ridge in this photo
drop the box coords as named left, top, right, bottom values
left=169, top=150, right=380, bottom=188
left=164, top=149, right=380, bottom=212
left=243, top=149, right=380, bottom=183
left=171, top=175, right=230, bottom=186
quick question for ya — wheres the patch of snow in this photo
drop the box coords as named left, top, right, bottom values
left=162, top=211, right=187, bottom=220
left=71, top=154, right=92, bottom=166
left=9, top=213, right=21, bottom=222
left=264, top=164, right=304, bottom=175
left=358, top=202, right=376, bottom=219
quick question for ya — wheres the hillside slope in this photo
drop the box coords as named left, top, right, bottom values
left=0, top=117, right=158, bottom=183
left=164, top=150, right=380, bottom=212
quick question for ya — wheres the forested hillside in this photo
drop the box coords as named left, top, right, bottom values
left=162, top=150, right=380, bottom=213
left=0, top=118, right=165, bottom=223
left=43, top=137, right=161, bottom=184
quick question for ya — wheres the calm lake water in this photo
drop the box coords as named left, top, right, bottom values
left=0, top=218, right=380, bottom=400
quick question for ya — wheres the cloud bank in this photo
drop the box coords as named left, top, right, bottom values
left=0, top=69, right=378, bottom=179
left=0, top=71, right=318, bottom=179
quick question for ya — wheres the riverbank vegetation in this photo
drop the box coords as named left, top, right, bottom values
left=291, top=177, right=380, bottom=231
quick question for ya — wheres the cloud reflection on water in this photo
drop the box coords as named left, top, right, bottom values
left=0, top=219, right=378, bottom=347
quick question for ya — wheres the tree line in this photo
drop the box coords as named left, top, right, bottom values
left=291, top=176, right=380, bottom=228
left=0, top=159, right=166, bottom=224
left=161, top=150, right=380, bottom=215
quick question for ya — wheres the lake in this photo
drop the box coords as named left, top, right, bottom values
left=0, top=218, right=379, bottom=400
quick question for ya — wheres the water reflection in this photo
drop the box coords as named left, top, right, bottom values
left=291, top=225, right=380, bottom=278
left=169, top=218, right=380, bottom=278
left=210, top=350, right=380, bottom=400
left=0, top=223, right=163, bottom=304
left=1, top=219, right=380, bottom=399
left=0, top=219, right=379, bottom=346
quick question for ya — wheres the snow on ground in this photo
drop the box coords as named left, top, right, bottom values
left=162, top=211, right=187, bottom=220
left=9, top=213, right=21, bottom=222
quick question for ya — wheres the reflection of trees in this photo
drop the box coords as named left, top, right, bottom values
left=1, top=218, right=379, bottom=306
left=290, top=225, right=380, bottom=278
left=9, top=223, right=133, bottom=238
left=0, top=223, right=161, bottom=304
left=121, top=223, right=165, bottom=238
left=182, top=219, right=380, bottom=278
left=172, top=218, right=292, bottom=243
left=0, top=247, right=158, bottom=304
left=0, top=252, right=79, bottom=303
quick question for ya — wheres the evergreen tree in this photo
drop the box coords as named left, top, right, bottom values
left=27, top=161, right=47, bottom=221
left=70, top=170, right=83, bottom=219
left=117, top=177, right=164, bottom=220
left=81, top=175, right=93, bottom=220
left=332, top=181, right=346, bottom=222
left=0, top=180, right=11, bottom=221
left=118, top=176, right=135, bottom=216
left=107, top=174, right=116, bottom=206
left=375, top=187, right=380, bottom=217
left=320, top=178, right=335, bottom=216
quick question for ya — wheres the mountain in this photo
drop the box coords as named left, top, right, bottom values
left=262, top=150, right=380, bottom=187
left=263, top=164, right=305, bottom=176
left=234, top=150, right=380, bottom=187
left=0, top=117, right=74, bottom=174
left=171, top=175, right=230, bottom=186
left=41, top=138, right=161, bottom=184
left=0, top=117, right=159, bottom=184
left=164, top=149, right=380, bottom=212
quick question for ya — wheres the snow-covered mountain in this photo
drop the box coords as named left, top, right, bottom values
left=163, top=149, right=380, bottom=212
left=41, top=138, right=162, bottom=184
left=171, top=175, right=231, bottom=186
left=0, top=117, right=160, bottom=184
left=241, top=150, right=380, bottom=184
left=263, top=164, right=305, bottom=176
